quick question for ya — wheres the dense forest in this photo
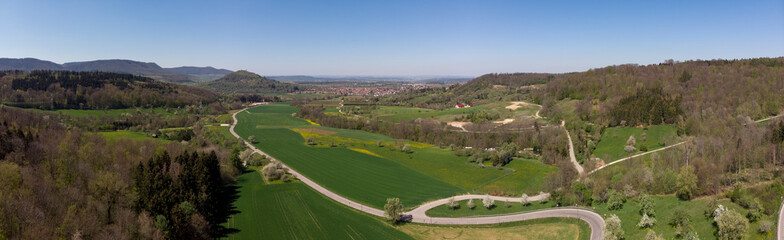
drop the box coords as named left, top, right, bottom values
left=0, top=106, right=243, bottom=239
left=199, top=70, right=301, bottom=94
left=0, top=70, right=217, bottom=110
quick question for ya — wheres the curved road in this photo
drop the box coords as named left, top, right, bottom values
left=230, top=105, right=605, bottom=240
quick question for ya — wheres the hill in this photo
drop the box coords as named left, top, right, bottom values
left=0, top=70, right=216, bottom=109
left=63, top=59, right=191, bottom=83
left=0, top=58, right=62, bottom=71
left=166, top=66, right=232, bottom=82
left=200, top=70, right=300, bottom=94
left=0, top=58, right=232, bottom=83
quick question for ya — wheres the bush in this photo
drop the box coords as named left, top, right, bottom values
left=447, top=198, right=459, bottom=210
left=482, top=195, right=494, bottom=209
left=716, top=210, right=748, bottom=240
left=637, top=213, right=656, bottom=228
left=759, top=220, right=773, bottom=234
left=467, top=199, right=476, bottom=209
left=624, top=145, right=637, bottom=153
left=607, top=190, right=626, bottom=210
left=603, top=214, right=623, bottom=240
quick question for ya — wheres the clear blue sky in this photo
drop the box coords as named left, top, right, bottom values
left=2, top=0, right=783, bottom=76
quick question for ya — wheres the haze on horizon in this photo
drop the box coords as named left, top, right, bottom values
left=1, top=0, right=783, bottom=76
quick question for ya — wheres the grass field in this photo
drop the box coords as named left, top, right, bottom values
left=399, top=217, right=588, bottom=240
left=592, top=125, right=678, bottom=163
left=226, top=171, right=412, bottom=240
left=425, top=199, right=555, bottom=217
left=478, top=158, right=558, bottom=195
left=97, top=131, right=170, bottom=143
left=594, top=195, right=774, bottom=240
left=355, top=101, right=540, bottom=123
left=234, top=103, right=464, bottom=208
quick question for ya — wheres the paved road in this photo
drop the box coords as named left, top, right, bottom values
left=562, top=120, right=584, bottom=175
left=230, top=104, right=605, bottom=240
left=778, top=199, right=784, bottom=240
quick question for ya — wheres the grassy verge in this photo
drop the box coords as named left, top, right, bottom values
left=398, top=217, right=590, bottom=240
left=425, top=199, right=555, bottom=217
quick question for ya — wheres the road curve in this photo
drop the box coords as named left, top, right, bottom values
left=230, top=105, right=604, bottom=240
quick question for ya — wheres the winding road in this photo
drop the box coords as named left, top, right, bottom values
left=230, top=105, right=605, bottom=240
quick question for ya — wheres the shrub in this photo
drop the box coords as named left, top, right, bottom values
left=603, top=214, right=623, bottom=240
left=759, top=220, right=773, bottom=234
left=716, top=210, right=748, bottom=240
left=447, top=198, right=459, bottom=210
left=637, top=213, right=656, bottom=228
left=482, top=195, right=494, bottom=209
left=624, top=145, right=637, bottom=153
left=607, top=190, right=626, bottom=210
left=467, top=199, right=476, bottom=209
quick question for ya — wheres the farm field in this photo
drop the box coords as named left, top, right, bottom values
left=399, top=218, right=590, bottom=240
left=292, top=128, right=510, bottom=190
left=592, top=125, right=678, bottom=163
left=425, top=199, right=555, bottom=217
left=593, top=195, right=774, bottom=240
left=234, top=103, right=464, bottom=208
left=226, top=171, right=412, bottom=240
left=478, top=158, right=558, bottom=196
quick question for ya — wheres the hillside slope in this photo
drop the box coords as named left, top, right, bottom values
left=0, top=70, right=216, bottom=109
left=0, top=58, right=231, bottom=83
left=200, top=70, right=300, bottom=94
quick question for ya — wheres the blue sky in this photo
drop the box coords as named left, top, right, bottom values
left=1, top=0, right=783, bottom=76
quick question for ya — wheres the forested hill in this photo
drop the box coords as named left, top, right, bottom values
left=0, top=70, right=217, bottom=109
left=0, top=58, right=232, bottom=83
left=533, top=57, right=784, bottom=132
left=199, top=70, right=301, bottom=94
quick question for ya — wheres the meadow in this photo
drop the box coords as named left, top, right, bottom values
left=478, top=158, right=558, bottom=196
left=225, top=171, right=412, bottom=240
left=425, top=199, right=555, bottom=218
left=97, top=131, right=170, bottom=143
left=593, top=195, right=774, bottom=240
left=234, top=103, right=464, bottom=208
left=592, top=125, right=678, bottom=163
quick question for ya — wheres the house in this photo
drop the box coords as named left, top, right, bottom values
left=455, top=104, right=465, bottom=108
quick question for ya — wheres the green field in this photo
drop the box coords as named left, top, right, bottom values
left=594, top=195, right=774, bottom=240
left=97, top=131, right=170, bottom=143
left=354, top=101, right=540, bottom=123
left=234, top=103, right=464, bottom=208
left=478, top=158, right=558, bottom=195
left=592, top=125, right=678, bottom=163
left=226, top=171, right=412, bottom=239
left=425, top=199, right=555, bottom=217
